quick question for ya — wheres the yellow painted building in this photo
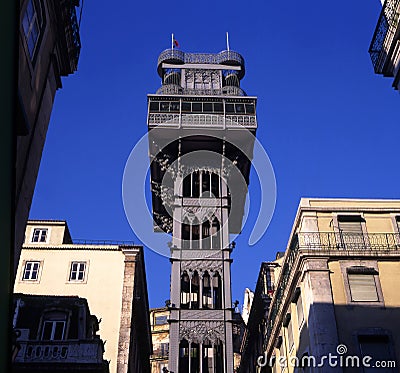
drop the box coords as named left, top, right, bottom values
left=14, top=220, right=152, bottom=373
left=149, top=307, right=170, bottom=373
left=247, top=199, right=400, bottom=373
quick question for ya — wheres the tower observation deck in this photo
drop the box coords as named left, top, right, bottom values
left=147, top=47, right=258, bottom=372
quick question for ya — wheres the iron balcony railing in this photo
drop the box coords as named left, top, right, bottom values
left=369, top=0, right=400, bottom=73
left=72, top=239, right=135, bottom=246
left=157, top=49, right=245, bottom=79
left=297, top=231, right=400, bottom=250
left=156, top=85, right=246, bottom=96
left=15, top=340, right=105, bottom=364
left=158, top=49, right=244, bottom=68
left=148, top=113, right=257, bottom=129
left=266, top=231, right=400, bottom=344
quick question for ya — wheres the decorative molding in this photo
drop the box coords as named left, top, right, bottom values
left=179, top=320, right=225, bottom=344
left=181, top=259, right=222, bottom=274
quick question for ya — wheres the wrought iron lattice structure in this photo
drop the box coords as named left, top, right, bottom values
left=147, top=48, right=257, bottom=373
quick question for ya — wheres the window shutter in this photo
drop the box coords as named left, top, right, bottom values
left=348, top=274, right=378, bottom=301
left=296, top=296, right=304, bottom=326
left=338, top=216, right=365, bottom=249
left=339, top=221, right=363, bottom=233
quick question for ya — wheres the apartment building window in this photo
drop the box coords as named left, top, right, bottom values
left=276, top=335, right=285, bottom=359
left=292, top=288, right=304, bottom=328
left=358, top=335, right=395, bottom=372
left=41, top=312, right=68, bottom=340
left=283, top=314, right=294, bottom=351
left=22, top=0, right=44, bottom=60
left=337, top=215, right=366, bottom=249
left=23, top=261, right=40, bottom=280
left=347, top=267, right=379, bottom=302
left=153, top=342, right=169, bottom=357
left=31, top=228, right=48, bottom=243
left=155, top=315, right=168, bottom=325
left=69, top=262, right=86, bottom=282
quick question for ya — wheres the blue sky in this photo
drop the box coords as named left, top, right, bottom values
left=30, top=0, right=400, bottom=308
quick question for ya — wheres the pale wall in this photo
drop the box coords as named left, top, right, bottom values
left=14, top=247, right=125, bottom=373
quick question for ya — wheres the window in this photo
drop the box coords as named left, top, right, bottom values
left=41, top=312, right=67, bottom=340
left=42, top=320, right=65, bottom=340
left=202, top=272, right=212, bottom=308
left=153, top=342, right=169, bottom=357
left=182, top=171, right=220, bottom=198
left=338, top=215, right=366, bottom=249
left=31, top=228, right=48, bottom=243
left=212, top=272, right=222, bottom=309
left=348, top=271, right=379, bottom=302
left=69, top=262, right=86, bottom=282
left=225, top=101, right=256, bottom=115
left=296, top=295, right=304, bottom=327
left=23, top=261, right=40, bottom=280
left=181, top=272, right=190, bottom=309
left=276, top=335, right=285, bottom=358
left=359, top=335, right=395, bottom=372
left=22, top=0, right=43, bottom=60
left=283, top=314, right=294, bottom=351
left=155, top=315, right=168, bottom=325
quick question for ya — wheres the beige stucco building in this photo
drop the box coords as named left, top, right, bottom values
left=149, top=307, right=170, bottom=373
left=14, top=220, right=152, bottom=373
left=243, top=198, right=400, bottom=373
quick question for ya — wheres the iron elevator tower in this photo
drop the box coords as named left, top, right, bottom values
left=147, top=47, right=258, bottom=373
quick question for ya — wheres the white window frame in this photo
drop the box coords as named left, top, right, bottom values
left=68, top=261, right=87, bottom=282
left=31, top=228, right=48, bottom=243
left=22, top=260, right=41, bottom=281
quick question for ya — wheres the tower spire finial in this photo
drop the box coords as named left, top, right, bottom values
left=226, top=31, right=230, bottom=52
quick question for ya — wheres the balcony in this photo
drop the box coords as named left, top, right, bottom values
left=296, top=231, right=400, bottom=251
left=14, top=340, right=106, bottom=364
left=148, top=113, right=256, bottom=129
left=54, top=0, right=81, bottom=75
left=157, top=49, right=245, bottom=79
left=369, top=0, right=400, bottom=74
left=156, top=85, right=246, bottom=96
left=266, top=231, right=400, bottom=344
